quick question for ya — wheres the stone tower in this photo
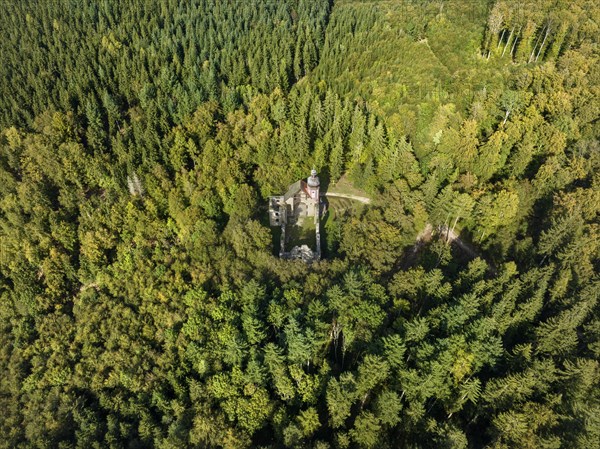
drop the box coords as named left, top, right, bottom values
left=307, top=168, right=320, bottom=203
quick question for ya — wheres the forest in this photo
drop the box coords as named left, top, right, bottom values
left=0, top=0, right=598, bottom=447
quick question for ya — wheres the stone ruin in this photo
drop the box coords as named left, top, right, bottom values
left=268, top=169, right=321, bottom=262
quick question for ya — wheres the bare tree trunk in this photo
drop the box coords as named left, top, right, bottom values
left=502, top=26, right=515, bottom=57
left=529, top=24, right=546, bottom=63
left=503, top=109, right=510, bottom=125
left=510, top=26, right=522, bottom=57
left=426, top=398, right=439, bottom=414
left=535, top=25, right=551, bottom=62
left=361, top=393, right=369, bottom=408
left=451, top=214, right=460, bottom=235
left=332, top=320, right=340, bottom=359
left=497, top=29, right=506, bottom=49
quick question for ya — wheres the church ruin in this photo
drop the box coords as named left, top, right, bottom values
left=269, top=169, right=321, bottom=261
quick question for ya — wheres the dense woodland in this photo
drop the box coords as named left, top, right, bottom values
left=0, top=0, right=599, bottom=447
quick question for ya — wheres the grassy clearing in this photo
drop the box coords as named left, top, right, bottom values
left=327, top=174, right=369, bottom=197
left=325, top=197, right=364, bottom=221
left=321, top=195, right=366, bottom=256
left=287, top=218, right=317, bottom=249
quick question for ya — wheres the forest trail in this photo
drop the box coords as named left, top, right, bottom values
left=415, top=224, right=497, bottom=274
left=411, top=223, right=487, bottom=265
left=438, top=226, right=479, bottom=259
left=322, top=192, right=371, bottom=204
left=415, top=223, right=476, bottom=256
left=319, top=193, right=480, bottom=261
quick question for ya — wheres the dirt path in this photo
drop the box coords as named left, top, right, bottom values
left=322, top=192, right=371, bottom=204
left=412, top=224, right=495, bottom=273
left=438, top=225, right=479, bottom=259
left=317, top=189, right=487, bottom=268
left=414, top=224, right=477, bottom=257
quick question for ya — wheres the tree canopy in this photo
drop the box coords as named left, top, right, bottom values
left=0, top=0, right=598, bottom=448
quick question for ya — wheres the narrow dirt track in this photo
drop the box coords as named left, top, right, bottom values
left=322, top=192, right=371, bottom=204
